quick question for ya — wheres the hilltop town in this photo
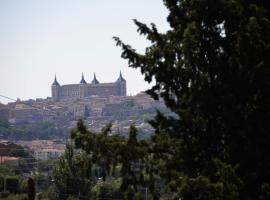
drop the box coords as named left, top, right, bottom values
left=0, top=73, right=169, bottom=140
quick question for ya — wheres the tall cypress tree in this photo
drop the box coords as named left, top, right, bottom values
left=114, top=0, right=270, bottom=199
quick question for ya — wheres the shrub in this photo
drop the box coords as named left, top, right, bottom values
left=5, top=177, right=19, bottom=193
left=0, top=190, right=10, bottom=198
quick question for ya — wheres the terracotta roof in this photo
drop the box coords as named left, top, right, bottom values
left=0, top=156, right=19, bottom=162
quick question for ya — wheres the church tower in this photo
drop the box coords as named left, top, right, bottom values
left=79, top=73, right=88, bottom=98
left=116, top=71, right=126, bottom=96
left=51, top=75, right=61, bottom=101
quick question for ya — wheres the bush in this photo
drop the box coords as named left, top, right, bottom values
left=0, top=190, right=10, bottom=198
left=67, top=196, right=79, bottom=200
left=91, top=179, right=122, bottom=199
left=20, top=179, right=28, bottom=193
left=0, top=176, right=4, bottom=191
left=5, top=177, right=19, bottom=193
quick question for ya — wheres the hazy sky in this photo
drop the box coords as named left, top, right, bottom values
left=0, top=0, right=169, bottom=104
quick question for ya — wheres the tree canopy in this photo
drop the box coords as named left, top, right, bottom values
left=114, top=0, right=270, bottom=199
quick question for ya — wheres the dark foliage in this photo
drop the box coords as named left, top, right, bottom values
left=27, top=177, right=35, bottom=200
left=114, top=0, right=270, bottom=199
left=0, top=120, right=66, bottom=140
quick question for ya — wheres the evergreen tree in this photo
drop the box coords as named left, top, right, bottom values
left=28, top=177, right=35, bottom=200
left=51, top=143, right=92, bottom=200
left=114, top=0, right=270, bottom=199
left=119, top=125, right=148, bottom=199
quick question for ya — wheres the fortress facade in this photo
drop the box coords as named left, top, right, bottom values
left=51, top=72, right=126, bottom=101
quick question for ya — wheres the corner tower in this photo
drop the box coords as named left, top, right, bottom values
left=79, top=73, right=88, bottom=98
left=116, top=71, right=126, bottom=96
left=51, top=75, right=61, bottom=101
left=91, top=73, right=100, bottom=84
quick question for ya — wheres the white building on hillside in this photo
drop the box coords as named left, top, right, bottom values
left=34, top=149, right=64, bottom=160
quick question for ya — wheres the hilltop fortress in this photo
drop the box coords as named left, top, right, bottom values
left=0, top=73, right=169, bottom=135
left=51, top=72, right=126, bottom=101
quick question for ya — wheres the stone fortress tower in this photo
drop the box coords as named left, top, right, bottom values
left=51, top=72, right=126, bottom=101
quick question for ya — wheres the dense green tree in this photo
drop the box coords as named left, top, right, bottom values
left=91, top=179, right=122, bottom=199
left=53, top=119, right=150, bottom=200
left=51, top=143, right=93, bottom=200
left=114, top=0, right=270, bottom=199
left=118, top=125, right=148, bottom=199
left=51, top=120, right=125, bottom=199
left=70, top=120, right=123, bottom=181
left=27, top=177, right=35, bottom=200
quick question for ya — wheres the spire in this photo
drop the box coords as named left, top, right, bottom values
left=91, top=73, right=100, bottom=84
left=116, top=70, right=126, bottom=82
left=80, top=73, right=87, bottom=84
left=52, top=75, right=60, bottom=86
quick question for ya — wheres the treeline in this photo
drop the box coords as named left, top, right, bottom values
left=0, top=119, right=66, bottom=140
left=50, top=116, right=267, bottom=200
left=50, top=121, right=154, bottom=200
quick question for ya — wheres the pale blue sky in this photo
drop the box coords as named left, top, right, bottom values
left=0, top=0, right=169, bottom=104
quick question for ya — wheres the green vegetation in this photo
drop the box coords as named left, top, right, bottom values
left=0, top=166, right=24, bottom=199
left=0, top=119, right=66, bottom=140
left=49, top=0, right=270, bottom=199
left=0, top=159, right=58, bottom=200
left=49, top=120, right=148, bottom=199
left=2, top=0, right=270, bottom=199
left=113, top=0, right=270, bottom=199
left=0, top=193, right=27, bottom=200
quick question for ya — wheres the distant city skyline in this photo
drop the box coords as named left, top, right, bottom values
left=0, top=0, right=169, bottom=104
